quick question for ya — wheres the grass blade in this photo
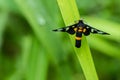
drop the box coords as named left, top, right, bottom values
left=25, top=37, right=48, bottom=80
left=0, top=10, right=8, bottom=48
left=57, top=0, right=99, bottom=80
left=14, top=0, right=73, bottom=80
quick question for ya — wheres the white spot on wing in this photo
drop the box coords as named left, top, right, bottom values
left=86, top=26, right=89, bottom=28
left=58, top=28, right=62, bottom=31
left=72, top=26, right=75, bottom=28
left=57, top=28, right=65, bottom=31
left=91, top=29, right=94, bottom=32
left=66, top=27, right=69, bottom=31
left=98, top=31, right=104, bottom=34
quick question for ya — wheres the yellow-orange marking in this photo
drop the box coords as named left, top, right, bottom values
left=83, top=28, right=86, bottom=32
left=75, top=37, right=82, bottom=40
left=74, top=28, right=77, bottom=32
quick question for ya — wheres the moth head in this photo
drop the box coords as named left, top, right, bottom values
left=75, top=20, right=83, bottom=24
left=76, top=20, right=85, bottom=27
left=78, top=20, right=84, bottom=24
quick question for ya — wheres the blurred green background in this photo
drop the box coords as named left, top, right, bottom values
left=0, top=0, right=120, bottom=80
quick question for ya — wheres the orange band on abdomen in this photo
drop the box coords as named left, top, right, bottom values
left=75, top=37, right=82, bottom=40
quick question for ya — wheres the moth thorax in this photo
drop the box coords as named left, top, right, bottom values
left=78, top=27, right=83, bottom=32
left=79, top=27, right=83, bottom=29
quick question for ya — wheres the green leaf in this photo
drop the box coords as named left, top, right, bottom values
left=57, top=0, right=99, bottom=80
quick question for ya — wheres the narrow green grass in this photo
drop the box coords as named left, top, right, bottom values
left=14, top=0, right=65, bottom=64
left=0, top=10, right=8, bottom=76
left=14, top=0, right=73, bottom=80
left=57, top=0, right=99, bottom=80
left=0, top=9, right=8, bottom=48
left=8, top=35, right=33, bottom=80
left=25, top=36, right=48, bottom=80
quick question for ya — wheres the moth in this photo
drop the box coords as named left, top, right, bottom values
left=53, top=20, right=110, bottom=48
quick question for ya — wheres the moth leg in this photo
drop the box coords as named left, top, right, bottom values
left=75, top=31, right=82, bottom=48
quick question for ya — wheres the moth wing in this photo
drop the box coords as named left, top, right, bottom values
left=53, top=24, right=77, bottom=35
left=85, top=24, right=110, bottom=35
left=83, top=25, right=91, bottom=36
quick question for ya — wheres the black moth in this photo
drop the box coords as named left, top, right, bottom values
left=53, top=20, right=110, bottom=48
